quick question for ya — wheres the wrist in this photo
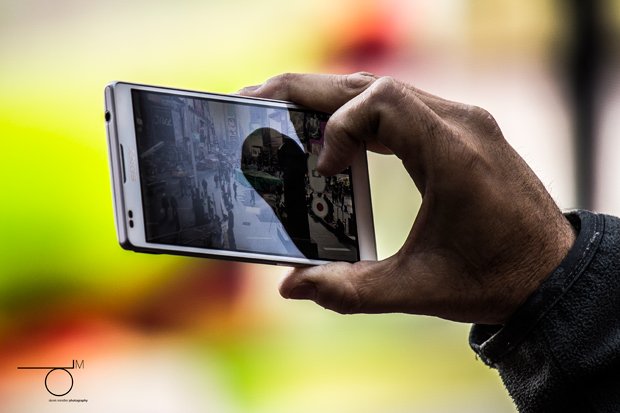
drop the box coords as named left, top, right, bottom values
left=501, top=212, right=577, bottom=324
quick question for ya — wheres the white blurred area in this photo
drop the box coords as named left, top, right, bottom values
left=594, top=0, right=620, bottom=216
left=596, top=67, right=620, bottom=216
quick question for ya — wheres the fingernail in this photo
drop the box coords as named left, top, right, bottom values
left=346, top=72, right=375, bottom=88
left=288, top=282, right=317, bottom=300
left=237, top=84, right=261, bottom=94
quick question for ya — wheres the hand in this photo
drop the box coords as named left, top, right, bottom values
left=240, top=73, right=575, bottom=324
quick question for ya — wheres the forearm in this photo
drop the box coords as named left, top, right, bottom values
left=470, top=211, right=620, bottom=412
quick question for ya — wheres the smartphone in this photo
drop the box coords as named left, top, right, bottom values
left=104, top=82, right=376, bottom=266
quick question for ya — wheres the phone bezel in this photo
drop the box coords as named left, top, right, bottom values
left=105, top=81, right=377, bottom=266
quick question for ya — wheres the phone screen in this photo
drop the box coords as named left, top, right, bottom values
left=130, top=89, right=359, bottom=261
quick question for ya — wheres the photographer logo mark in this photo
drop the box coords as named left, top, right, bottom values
left=18, top=359, right=84, bottom=397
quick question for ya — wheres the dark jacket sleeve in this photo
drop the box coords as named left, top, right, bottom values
left=469, top=210, right=620, bottom=412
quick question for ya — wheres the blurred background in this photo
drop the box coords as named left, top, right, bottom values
left=1, top=0, right=619, bottom=412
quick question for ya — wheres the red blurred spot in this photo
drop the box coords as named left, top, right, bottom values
left=129, top=260, right=246, bottom=331
left=324, top=2, right=403, bottom=71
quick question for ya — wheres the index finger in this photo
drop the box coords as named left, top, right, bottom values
left=238, top=72, right=377, bottom=113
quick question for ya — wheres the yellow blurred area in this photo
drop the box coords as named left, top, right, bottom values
left=2, top=0, right=617, bottom=412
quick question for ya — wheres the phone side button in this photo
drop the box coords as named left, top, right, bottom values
left=119, top=144, right=127, bottom=183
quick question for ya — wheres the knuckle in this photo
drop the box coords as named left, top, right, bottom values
left=365, top=76, right=410, bottom=110
left=277, top=72, right=297, bottom=84
left=317, top=273, right=362, bottom=315
left=369, top=76, right=399, bottom=98
left=463, top=105, right=501, bottom=137
left=328, top=291, right=361, bottom=315
left=467, top=105, right=492, bottom=123
left=325, top=114, right=347, bottom=137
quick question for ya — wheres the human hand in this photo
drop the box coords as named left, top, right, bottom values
left=240, top=73, right=575, bottom=324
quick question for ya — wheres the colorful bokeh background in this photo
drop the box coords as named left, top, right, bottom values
left=1, top=1, right=619, bottom=412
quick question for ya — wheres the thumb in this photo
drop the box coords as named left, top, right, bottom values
left=279, top=260, right=402, bottom=314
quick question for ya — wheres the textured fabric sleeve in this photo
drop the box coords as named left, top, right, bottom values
left=469, top=210, right=620, bottom=412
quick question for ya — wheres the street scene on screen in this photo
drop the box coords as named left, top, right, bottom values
left=132, top=91, right=359, bottom=261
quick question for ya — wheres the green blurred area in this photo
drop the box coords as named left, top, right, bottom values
left=201, top=317, right=498, bottom=413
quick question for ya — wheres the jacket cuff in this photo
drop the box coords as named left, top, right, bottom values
left=469, top=210, right=604, bottom=367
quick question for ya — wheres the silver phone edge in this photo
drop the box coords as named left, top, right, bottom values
left=104, top=81, right=377, bottom=265
left=105, top=83, right=132, bottom=250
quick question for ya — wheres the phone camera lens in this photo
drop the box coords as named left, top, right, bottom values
left=105, top=111, right=111, bottom=122
left=129, top=220, right=134, bottom=228
left=128, top=210, right=133, bottom=218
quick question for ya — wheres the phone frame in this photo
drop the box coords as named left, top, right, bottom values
left=105, top=81, right=376, bottom=266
